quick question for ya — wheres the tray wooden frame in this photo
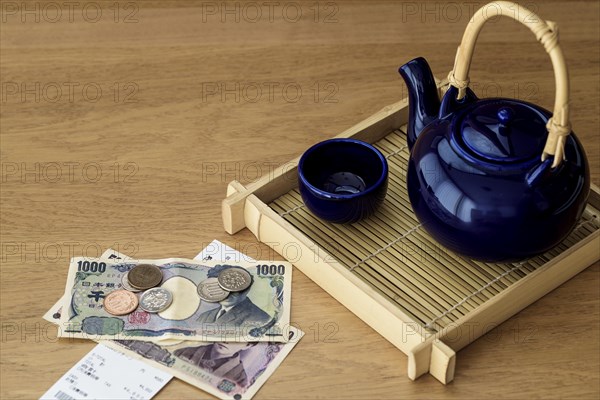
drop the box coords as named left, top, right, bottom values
left=221, top=79, right=600, bottom=384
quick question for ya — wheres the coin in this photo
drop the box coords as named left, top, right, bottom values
left=217, top=267, right=252, bottom=292
left=128, top=264, right=163, bottom=290
left=139, top=287, right=173, bottom=313
left=104, top=289, right=139, bottom=316
left=121, top=271, right=141, bottom=293
left=197, top=277, right=230, bottom=302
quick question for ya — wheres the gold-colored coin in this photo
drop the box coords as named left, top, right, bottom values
left=127, top=264, right=163, bottom=290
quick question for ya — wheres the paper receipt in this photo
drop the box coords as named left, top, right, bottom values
left=40, top=343, right=172, bottom=400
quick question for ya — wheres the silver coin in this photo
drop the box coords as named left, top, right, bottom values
left=139, top=288, right=173, bottom=313
left=121, top=271, right=141, bottom=293
left=197, top=277, right=230, bottom=302
left=217, top=267, right=252, bottom=292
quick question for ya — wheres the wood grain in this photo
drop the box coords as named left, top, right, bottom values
left=1, top=1, right=598, bottom=399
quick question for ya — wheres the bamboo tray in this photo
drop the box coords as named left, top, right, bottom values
left=221, top=79, right=600, bottom=384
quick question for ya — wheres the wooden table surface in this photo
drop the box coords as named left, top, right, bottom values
left=1, top=1, right=599, bottom=398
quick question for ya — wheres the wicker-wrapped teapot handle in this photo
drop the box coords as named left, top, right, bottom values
left=448, top=1, right=570, bottom=167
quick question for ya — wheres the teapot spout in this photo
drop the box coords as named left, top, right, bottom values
left=399, top=57, right=440, bottom=150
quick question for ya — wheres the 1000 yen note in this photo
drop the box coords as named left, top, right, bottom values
left=59, top=257, right=292, bottom=342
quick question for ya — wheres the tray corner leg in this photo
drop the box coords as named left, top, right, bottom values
left=429, top=339, right=456, bottom=384
left=222, top=180, right=248, bottom=234
left=407, top=343, right=431, bottom=381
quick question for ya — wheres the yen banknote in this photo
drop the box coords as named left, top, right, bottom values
left=58, top=256, right=292, bottom=342
left=45, top=244, right=304, bottom=399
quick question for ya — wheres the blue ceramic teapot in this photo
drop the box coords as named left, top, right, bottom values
left=399, top=2, right=589, bottom=262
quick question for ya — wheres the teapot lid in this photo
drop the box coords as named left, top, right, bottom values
left=456, top=100, right=548, bottom=163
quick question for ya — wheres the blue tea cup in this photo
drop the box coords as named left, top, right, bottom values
left=298, top=138, right=388, bottom=224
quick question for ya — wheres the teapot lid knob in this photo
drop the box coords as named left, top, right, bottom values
left=497, top=107, right=515, bottom=125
